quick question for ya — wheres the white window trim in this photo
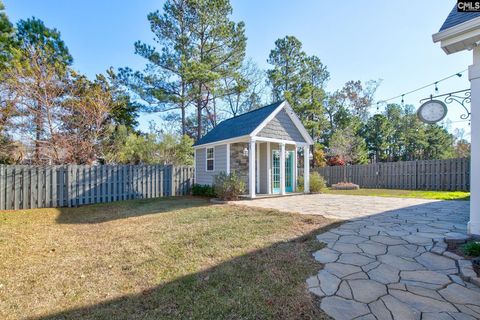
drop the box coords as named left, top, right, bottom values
left=206, top=147, right=215, bottom=172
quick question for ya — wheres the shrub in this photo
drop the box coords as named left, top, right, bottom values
left=326, top=156, right=345, bottom=166
left=213, top=172, right=246, bottom=201
left=463, top=241, right=480, bottom=257
left=310, top=172, right=327, bottom=193
left=297, top=172, right=327, bottom=193
left=192, top=184, right=216, bottom=197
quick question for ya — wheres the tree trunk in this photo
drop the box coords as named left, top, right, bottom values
left=196, top=83, right=202, bottom=140
left=181, top=83, right=186, bottom=136
left=34, top=110, right=41, bottom=164
left=181, top=102, right=186, bottom=136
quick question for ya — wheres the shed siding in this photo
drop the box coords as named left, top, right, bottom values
left=257, top=108, right=305, bottom=142
left=195, top=144, right=228, bottom=185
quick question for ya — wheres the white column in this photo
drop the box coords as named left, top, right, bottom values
left=256, top=142, right=260, bottom=193
left=267, top=142, right=271, bottom=194
left=468, top=46, right=480, bottom=236
left=193, top=148, right=197, bottom=183
left=280, top=143, right=286, bottom=195
left=249, top=139, right=256, bottom=198
left=226, top=143, right=230, bottom=175
left=294, top=145, right=298, bottom=192
left=303, top=145, right=310, bottom=193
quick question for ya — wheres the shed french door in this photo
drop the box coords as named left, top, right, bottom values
left=272, top=150, right=294, bottom=194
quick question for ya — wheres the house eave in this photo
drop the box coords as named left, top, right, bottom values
left=193, top=135, right=251, bottom=149
left=433, top=17, right=480, bottom=54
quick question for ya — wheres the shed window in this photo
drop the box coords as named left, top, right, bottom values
left=206, top=147, right=214, bottom=171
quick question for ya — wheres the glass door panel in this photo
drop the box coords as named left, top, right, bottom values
left=285, top=151, right=294, bottom=192
left=272, top=150, right=280, bottom=194
left=271, top=149, right=294, bottom=194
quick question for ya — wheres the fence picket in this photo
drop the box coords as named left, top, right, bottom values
left=316, top=158, right=470, bottom=191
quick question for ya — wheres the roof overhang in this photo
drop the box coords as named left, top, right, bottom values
left=433, top=16, right=480, bottom=54
left=193, top=135, right=250, bottom=149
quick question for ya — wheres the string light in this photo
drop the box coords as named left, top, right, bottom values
left=374, top=69, right=467, bottom=108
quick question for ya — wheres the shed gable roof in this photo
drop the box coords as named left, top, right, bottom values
left=439, top=5, right=480, bottom=31
left=257, top=108, right=306, bottom=143
left=194, top=101, right=284, bottom=146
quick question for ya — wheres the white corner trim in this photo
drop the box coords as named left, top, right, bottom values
left=193, top=148, right=197, bottom=183
left=226, top=143, right=230, bottom=174
left=256, top=142, right=260, bottom=193
left=267, top=142, right=271, bottom=194
left=283, top=103, right=315, bottom=145
left=249, top=139, right=256, bottom=198
left=249, top=101, right=287, bottom=137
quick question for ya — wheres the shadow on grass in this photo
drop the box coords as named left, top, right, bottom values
left=35, top=221, right=339, bottom=320
left=55, top=196, right=211, bottom=224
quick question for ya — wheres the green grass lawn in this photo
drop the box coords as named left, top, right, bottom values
left=323, top=188, right=470, bottom=201
left=0, top=197, right=336, bottom=320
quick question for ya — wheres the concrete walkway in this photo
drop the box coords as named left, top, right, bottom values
left=232, top=195, right=480, bottom=320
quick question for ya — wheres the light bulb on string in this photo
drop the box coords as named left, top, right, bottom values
left=366, top=69, right=466, bottom=110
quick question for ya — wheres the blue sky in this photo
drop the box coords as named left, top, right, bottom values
left=4, top=0, right=472, bottom=139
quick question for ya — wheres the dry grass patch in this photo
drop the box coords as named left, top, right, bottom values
left=0, top=197, right=336, bottom=320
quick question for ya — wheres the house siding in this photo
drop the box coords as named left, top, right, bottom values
left=195, top=144, right=228, bottom=185
left=257, top=108, right=306, bottom=142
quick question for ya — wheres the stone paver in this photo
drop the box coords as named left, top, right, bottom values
left=348, top=279, right=387, bottom=303
left=320, top=296, right=370, bottom=320
left=234, top=194, right=478, bottom=319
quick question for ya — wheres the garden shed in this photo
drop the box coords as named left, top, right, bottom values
left=193, top=100, right=314, bottom=198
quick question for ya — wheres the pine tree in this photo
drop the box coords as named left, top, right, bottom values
left=186, top=0, right=246, bottom=139
left=5, top=18, right=72, bottom=163
left=122, top=0, right=194, bottom=135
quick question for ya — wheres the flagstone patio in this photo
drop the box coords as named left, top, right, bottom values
left=232, top=194, right=479, bottom=319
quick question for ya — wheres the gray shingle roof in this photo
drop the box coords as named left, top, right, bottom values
left=440, top=5, right=480, bottom=31
left=194, top=101, right=284, bottom=146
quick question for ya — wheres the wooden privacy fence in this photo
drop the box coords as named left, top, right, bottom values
left=314, top=158, right=470, bottom=191
left=0, top=165, right=194, bottom=210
